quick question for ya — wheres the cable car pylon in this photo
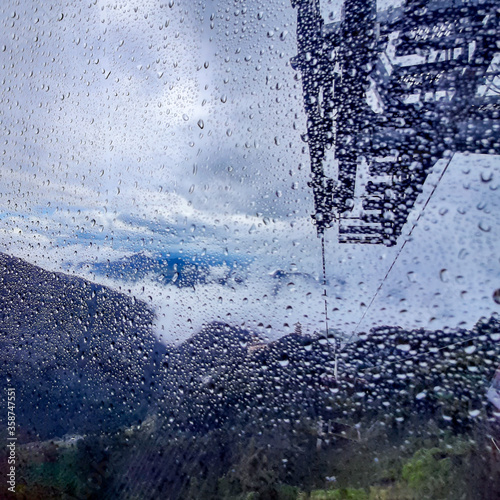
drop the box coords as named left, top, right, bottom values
left=291, top=0, right=500, bottom=246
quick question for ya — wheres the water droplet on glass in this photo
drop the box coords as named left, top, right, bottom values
left=478, top=221, right=491, bottom=232
left=464, top=345, right=476, bottom=354
left=481, top=171, right=493, bottom=183
left=406, top=271, right=416, bottom=283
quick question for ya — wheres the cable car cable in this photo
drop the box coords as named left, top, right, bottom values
left=341, top=154, right=455, bottom=350
left=321, top=234, right=338, bottom=379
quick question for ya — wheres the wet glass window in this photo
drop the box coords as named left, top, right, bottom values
left=0, top=1, right=499, bottom=499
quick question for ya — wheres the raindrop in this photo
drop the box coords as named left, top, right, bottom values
left=396, top=344, right=411, bottom=352
left=478, top=221, right=491, bottom=232
left=464, top=345, right=476, bottom=354
left=481, top=171, right=493, bottom=183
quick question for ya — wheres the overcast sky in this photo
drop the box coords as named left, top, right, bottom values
left=1, top=0, right=499, bottom=344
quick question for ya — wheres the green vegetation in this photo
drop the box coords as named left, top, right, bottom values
left=401, top=447, right=451, bottom=495
left=310, top=488, right=368, bottom=499
left=23, top=450, right=80, bottom=493
left=6, top=425, right=498, bottom=500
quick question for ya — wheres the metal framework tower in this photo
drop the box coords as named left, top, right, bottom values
left=291, top=0, right=500, bottom=245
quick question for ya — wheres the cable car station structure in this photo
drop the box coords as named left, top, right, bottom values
left=291, top=0, right=500, bottom=245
